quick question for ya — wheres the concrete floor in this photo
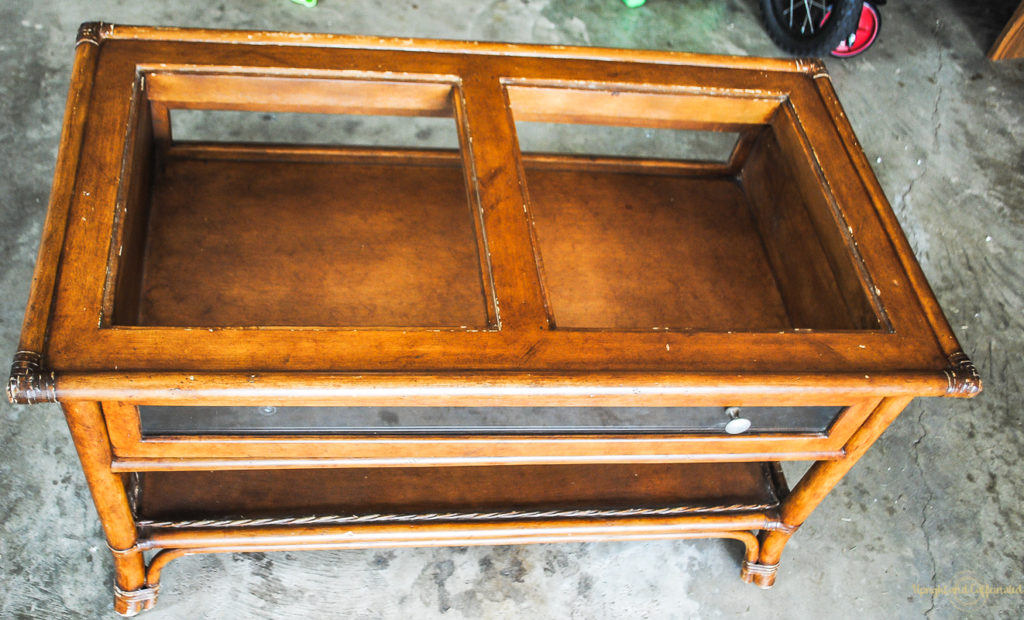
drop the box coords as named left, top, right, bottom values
left=1, top=0, right=1022, bottom=617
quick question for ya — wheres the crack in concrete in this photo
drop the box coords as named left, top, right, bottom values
left=912, top=403, right=938, bottom=618
left=930, top=49, right=944, bottom=151
left=896, top=48, right=944, bottom=219
left=918, top=47, right=946, bottom=619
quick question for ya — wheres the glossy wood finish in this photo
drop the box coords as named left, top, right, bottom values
left=12, top=27, right=971, bottom=382
left=7, top=24, right=979, bottom=615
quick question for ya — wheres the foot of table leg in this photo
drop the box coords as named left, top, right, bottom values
left=113, top=583, right=159, bottom=617
left=740, top=560, right=779, bottom=588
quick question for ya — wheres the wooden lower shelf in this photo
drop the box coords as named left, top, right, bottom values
left=128, top=462, right=788, bottom=607
left=133, top=462, right=785, bottom=527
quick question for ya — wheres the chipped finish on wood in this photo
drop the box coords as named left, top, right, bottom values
left=12, top=37, right=99, bottom=381
left=76, top=21, right=112, bottom=47
left=9, top=24, right=981, bottom=610
left=807, top=75, right=968, bottom=361
left=80, top=23, right=830, bottom=73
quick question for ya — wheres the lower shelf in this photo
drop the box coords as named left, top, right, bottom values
left=118, top=463, right=788, bottom=615
left=132, top=462, right=786, bottom=527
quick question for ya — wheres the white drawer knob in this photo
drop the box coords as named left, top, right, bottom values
left=725, top=407, right=751, bottom=434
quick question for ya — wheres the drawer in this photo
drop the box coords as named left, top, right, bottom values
left=136, top=404, right=844, bottom=435
left=102, top=401, right=879, bottom=468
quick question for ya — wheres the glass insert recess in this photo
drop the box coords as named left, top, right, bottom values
left=507, top=85, right=880, bottom=332
left=109, top=75, right=491, bottom=329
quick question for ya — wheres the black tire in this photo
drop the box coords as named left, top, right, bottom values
left=761, top=0, right=864, bottom=56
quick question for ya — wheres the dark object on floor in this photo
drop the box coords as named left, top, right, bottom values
left=989, top=0, right=1024, bottom=60
left=761, top=0, right=864, bottom=55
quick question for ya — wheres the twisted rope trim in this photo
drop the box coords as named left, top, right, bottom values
left=137, top=503, right=778, bottom=529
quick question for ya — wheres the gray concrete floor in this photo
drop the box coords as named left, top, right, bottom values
left=1, top=0, right=1022, bottom=618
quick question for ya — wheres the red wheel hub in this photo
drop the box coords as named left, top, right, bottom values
left=830, top=2, right=881, bottom=57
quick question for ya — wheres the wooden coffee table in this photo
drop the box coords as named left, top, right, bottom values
left=7, top=23, right=979, bottom=616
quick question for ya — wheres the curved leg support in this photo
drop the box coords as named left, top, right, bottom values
left=111, top=548, right=191, bottom=616
left=135, top=531, right=766, bottom=605
left=145, top=548, right=191, bottom=588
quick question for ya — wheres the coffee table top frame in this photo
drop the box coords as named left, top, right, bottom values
left=8, top=23, right=978, bottom=407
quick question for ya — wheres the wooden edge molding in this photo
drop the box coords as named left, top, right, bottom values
left=7, top=361, right=972, bottom=404
left=6, top=351, right=57, bottom=405
left=76, top=22, right=113, bottom=47
left=72, top=22, right=825, bottom=75
left=50, top=369, right=955, bottom=405
left=802, top=58, right=829, bottom=79
left=944, top=351, right=982, bottom=397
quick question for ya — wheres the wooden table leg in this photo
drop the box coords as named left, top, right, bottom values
left=62, top=401, right=156, bottom=616
left=744, top=397, right=914, bottom=587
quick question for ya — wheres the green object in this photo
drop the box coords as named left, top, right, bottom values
left=290, top=0, right=317, bottom=7
left=622, top=0, right=646, bottom=7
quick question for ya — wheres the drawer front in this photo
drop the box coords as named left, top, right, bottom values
left=102, top=401, right=881, bottom=467
left=137, top=405, right=844, bottom=436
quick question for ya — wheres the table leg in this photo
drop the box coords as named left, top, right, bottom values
left=745, top=396, right=913, bottom=587
left=62, top=401, right=155, bottom=616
